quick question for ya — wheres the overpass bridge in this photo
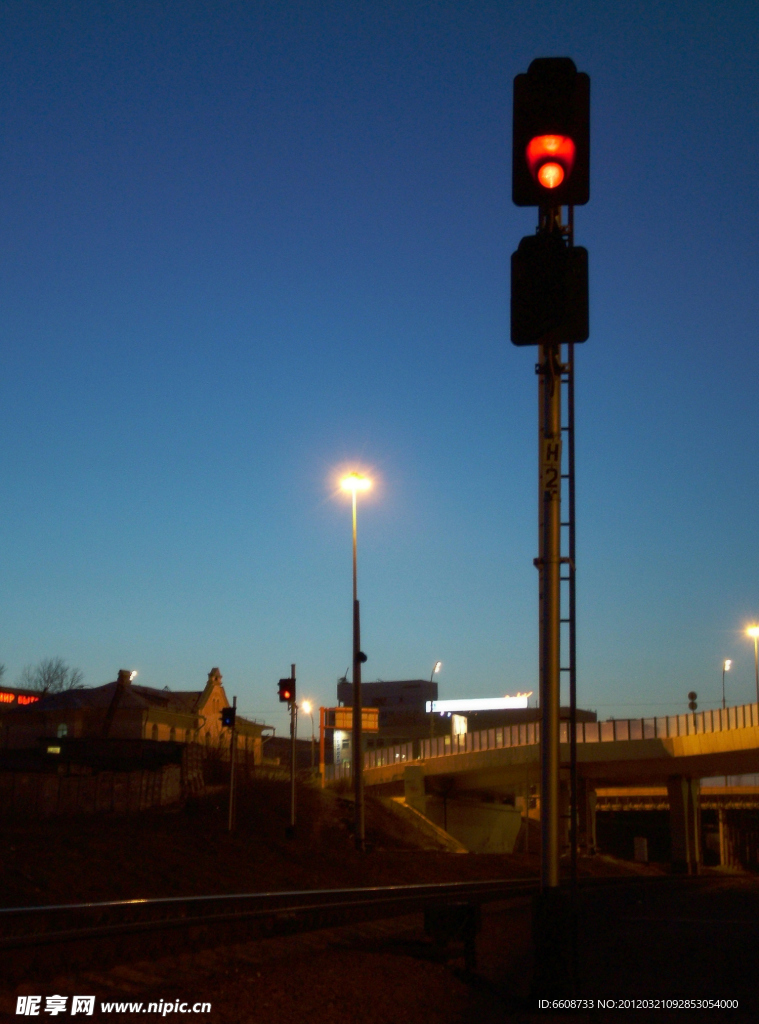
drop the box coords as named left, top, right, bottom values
left=327, top=701, right=759, bottom=872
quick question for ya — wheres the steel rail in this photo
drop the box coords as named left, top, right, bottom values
left=0, top=873, right=708, bottom=954
left=0, top=878, right=538, bottom=952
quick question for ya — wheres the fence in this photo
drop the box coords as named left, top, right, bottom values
left=410, top=703, right=759, bottom=764
left=0, top=764, right=183, bottom=817
left=324, top=742, right=414, bottom=783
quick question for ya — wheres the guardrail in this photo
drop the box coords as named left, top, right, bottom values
left=417, top=703, right=759, bottom=762
left=351, top=703, right=759, bottom=772
left=325, top=742, right=414, bottom=782
left=318, top=704, right=759, bottom=784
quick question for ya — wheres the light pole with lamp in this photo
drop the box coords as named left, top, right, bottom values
left=429, top=661, right=442, bottom=739
left=302, top=700, right=316, bottom=770
left=747, top=626, right=759, bottom=708
left=720, top=657, right=732, bottom=862
left=340, top=471, right=371, bottom=850
left=722, top=659, right=732, bottom=711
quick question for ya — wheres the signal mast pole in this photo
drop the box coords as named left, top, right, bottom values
left=538, top=326, right=563, bottom=889
left=511, top=57, right=589, bottom=992
left=290, top=663, right=297, bottom=833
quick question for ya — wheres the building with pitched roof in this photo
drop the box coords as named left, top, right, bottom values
left=1, top=667, right=269, bottom=764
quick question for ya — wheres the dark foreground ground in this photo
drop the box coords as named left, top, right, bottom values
left=1, top=779, right=755, bottom=1022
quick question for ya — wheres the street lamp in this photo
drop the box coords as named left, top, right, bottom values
left=429, top=661, right=442, bottom=739
left=340, top=471, right=372, bottom=850
left=722, top=659, right=732, bottom=711
left=747, top=626, right=759, bottom=706
left=302, top=700, right=315, bottom=769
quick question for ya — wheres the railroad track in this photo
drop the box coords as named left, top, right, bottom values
left=0, top=872, right=709, bottom=988
left=0, top=878, right=539, bottom=955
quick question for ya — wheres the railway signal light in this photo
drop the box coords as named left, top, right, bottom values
left=513, top=57, right=589, bottom=207
left=511, top=232, right=588, bottom=345
left=279, top=677, right=295, bottom=704
left=688, top=691, right=698, bottom=712
left=221, top=706, right=236, bottom=728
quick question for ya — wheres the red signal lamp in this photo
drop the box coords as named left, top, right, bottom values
left=278, top=676, right=295, bottom=703
left=526, top=135, right=576, bottom=190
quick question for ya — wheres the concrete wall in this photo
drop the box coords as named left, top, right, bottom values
left=424, top=796, right=524, bottom=853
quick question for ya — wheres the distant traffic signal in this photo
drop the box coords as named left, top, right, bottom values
left=221, top=706, right=236, bottom=728
left=688, top=691, right=698, bottom=712
left=511, top=232, right=588, bottom=345
left=278, top=677, right=295, bottom=703
left=513, top=57, right=589, bottom=207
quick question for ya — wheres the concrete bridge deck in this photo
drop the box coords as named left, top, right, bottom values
left=348, top=702, right=759, bottom=791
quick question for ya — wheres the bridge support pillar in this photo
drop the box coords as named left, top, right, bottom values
left=577, top=779, right=596, bottom=855
left=718, top=806, right=729, bottom=867
left=403, top=765, right=427, bottom=816
left=667, top=776, right=701, bottom=874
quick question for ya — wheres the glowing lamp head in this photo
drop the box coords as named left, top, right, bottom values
left=433, top=661, right=442, bottom=674
left=302, top=700, right=312, bottom=714
left=526, top=135, right=576, bottom=190
left=747, top=625, right=759, bottom=640
left=340, top=472, right=371, bottom=494
left=724, top=660, right=732, bottom=672
left=537, top=162, right=564, bottom=188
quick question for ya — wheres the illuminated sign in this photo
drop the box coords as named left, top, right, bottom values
left=0, top=691, right=40, bottom=706
left=326, top=708, right=379, bottom=732
left=452, top=714, right=468, bottom=736
left=425, top=693, right=533, bottom=713
left=46, top=746, right=62, bottom=755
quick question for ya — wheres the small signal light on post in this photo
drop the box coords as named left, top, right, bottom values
left=221, top=706, right=236, bottom=728
left=279, top=678, right=295, bottom=703
left=688, top=691, right=698, bottom=712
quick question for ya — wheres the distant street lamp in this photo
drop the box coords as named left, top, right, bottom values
left=747, top=626, right=759, bottom=706
left=722, top=659, right=732, bottom=711
left=429, top=661, right=442, bottom=739
left=302, top=700, right=315, bottom=769
left=340, top=471, right=372, bottom=851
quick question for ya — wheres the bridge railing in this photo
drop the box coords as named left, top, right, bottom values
left=323, top=742, right=415, bottom=782
left=322, top=703, right=759, bottom=781
left=364, top=743, right=413, bottom=769
left=415, top=703, right=759, bottom=763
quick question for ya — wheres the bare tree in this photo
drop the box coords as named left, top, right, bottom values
left=19, top=657, right=84, bottom=694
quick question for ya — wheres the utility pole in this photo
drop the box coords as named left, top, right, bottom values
left=289, top=663, right=297, bottom=835
left=228, top=695, right=237, bottom=831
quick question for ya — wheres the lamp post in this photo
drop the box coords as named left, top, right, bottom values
left=429, top=661, right=441, bottom=739
left=340, top=471, right=371, bottom=850
left=747, top=626, right=759, bottom=707
left=722, top=659, right=732, bottom=711
left=302, top=700, right=315, bottom=769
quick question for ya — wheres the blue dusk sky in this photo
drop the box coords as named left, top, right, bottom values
left=1, top=1, right=758, bottom=737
